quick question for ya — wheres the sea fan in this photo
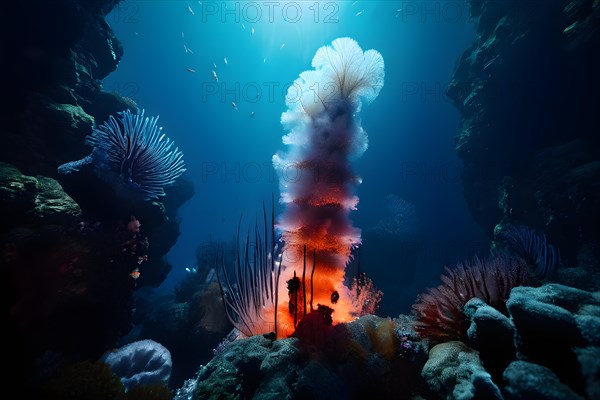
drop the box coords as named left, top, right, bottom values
left=493, top=223, right=561, bottom=279
left=412, top=256, right=528, bottom=344
left=310, top=36, right=385, bottom=109
left=58, top=109, right=186, bottom=201
left=280, top=37, right=384, bottom=157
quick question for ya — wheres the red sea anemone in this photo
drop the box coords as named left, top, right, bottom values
left=412, top=256, right=528, bottom=344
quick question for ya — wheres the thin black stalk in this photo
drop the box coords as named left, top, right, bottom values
left=302, top=244, right=307, bottom=317
left=310, top=248, right=316, bottom=312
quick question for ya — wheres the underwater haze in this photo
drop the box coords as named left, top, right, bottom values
left=6, top=0, right=599, bottom=398
left=104, top=1, right=485, bottom=303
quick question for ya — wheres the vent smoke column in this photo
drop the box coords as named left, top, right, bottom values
left=273, top=37, right=384, bottom=336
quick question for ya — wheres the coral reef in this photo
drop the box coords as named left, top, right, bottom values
left=128, top=275, right=229, bottom=389
left=182, top=262, right=599, bottom=399
left=190, top=315, right=426, bottom=400
left=421, top=341, right=502, bottom=399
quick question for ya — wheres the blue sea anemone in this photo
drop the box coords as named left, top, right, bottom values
left=59, top=109, right=186, bottom=201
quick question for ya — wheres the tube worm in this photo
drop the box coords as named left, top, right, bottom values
left=273, top=37, right=384, bottom=336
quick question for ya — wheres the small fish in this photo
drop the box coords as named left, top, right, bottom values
left=231, top=101, right=238, bottom=110
left=483, top=54, right=500, bottom=70
left=355, top=10, right=364, bottom=16
left=331, top=290, right=340, bottom=304
left=250, top=111, right=255, bottom=118
left=213, top=63, right=217, bottom=68
left=130, top=268, right=140, bottom=280
left=280, top=43, right=285, bottom=49
left=184, top=44, right=188, bottom=53
left=182, top=32, right=185, bottom=38
left=351, top=1, right=358, bottom=6
left=204, top=268, right=216, bottom=284
left=134, top=32, right=139, bottom=36
left=251, top=27, right=255, bottom=36
left=242, top=23, right=245, bottom=29
left=224, top=57, right=228, bottom=65
left=186, top=266, right=198, bottom=274
left=212, top=70, right=218, bottom=81
left=263, top=58, right=266, bottom=63
left=187, top=4, right=194, bottom=15
left=185, top=45, right=194, bottom=54
left=186, top=67, right=196, bottom=73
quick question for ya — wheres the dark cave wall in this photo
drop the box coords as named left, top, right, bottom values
left=0, top=0, right=193, bottom=394
left=1, top=0, right=125, bottom=177
left=446, top=0, right=600, bottom=262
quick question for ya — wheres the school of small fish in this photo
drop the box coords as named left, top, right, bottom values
left=177, top=4, right=375, bottom=114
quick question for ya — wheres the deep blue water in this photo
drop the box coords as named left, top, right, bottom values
left=104, top=1, right=487, bottom=312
